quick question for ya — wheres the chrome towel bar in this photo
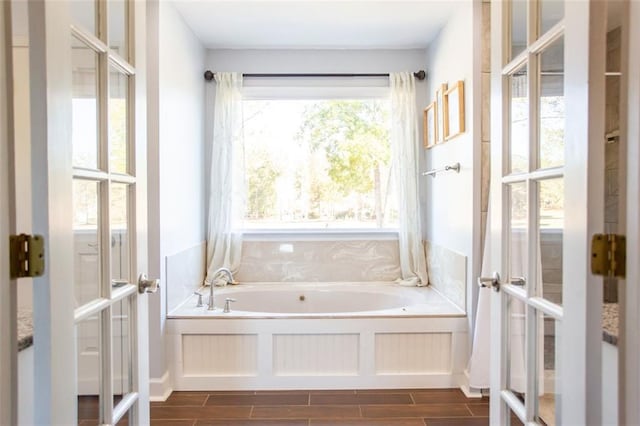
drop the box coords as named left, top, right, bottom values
left=421, top=162, right=461, bottom=178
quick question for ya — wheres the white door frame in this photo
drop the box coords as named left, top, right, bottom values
left=560, top=1, right=606, bottom=423
left=622, top=0, right=640, bottom=423
left=28, top=0, right=77, bottom=423
left=0, top=1, right=17, bottom=424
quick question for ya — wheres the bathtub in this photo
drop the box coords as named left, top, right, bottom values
left=166, top=282, right=468, bottom=391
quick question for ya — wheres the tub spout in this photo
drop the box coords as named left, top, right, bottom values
left=208, top=267, right=234, bottom=310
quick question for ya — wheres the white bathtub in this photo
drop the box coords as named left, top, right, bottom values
left=169, top=282, right=463, bottom=317
left=166, top=282, right=468, bottom=392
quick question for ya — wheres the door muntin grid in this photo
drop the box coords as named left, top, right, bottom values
left=500, top=0, right=566, bottom=423
left=71, top=0, right=138, bottom=424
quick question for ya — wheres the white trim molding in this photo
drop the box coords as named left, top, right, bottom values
left=149, top=370, right=172, bottom=402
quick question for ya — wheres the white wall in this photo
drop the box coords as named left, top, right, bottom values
left=147, top=0, right=206, bottom=385
left=424, top=2, right=482, bottom=328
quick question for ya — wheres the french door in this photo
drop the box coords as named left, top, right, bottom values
left=27, top=0, right=150, bottom=424
left=489, top=0, right=608, bottom=424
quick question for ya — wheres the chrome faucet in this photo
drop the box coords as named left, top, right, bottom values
left=208, top=267, right=233, bottom=311
left=223, top=298, right=236, bottom=313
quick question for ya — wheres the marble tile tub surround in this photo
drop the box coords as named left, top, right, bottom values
left=235, top=239, right=402, bottom=282
left=425, top=241, right=467, bottom=311
left=18, top=308, right=33, bottom=351
left=166, top=242, right=207, bottom=314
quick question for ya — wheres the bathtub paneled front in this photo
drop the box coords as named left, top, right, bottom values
left=182, top=334, right=258, bottom=376
left=167, top=314, right=468, bottom=390
left=166, top=242, right=206, bottom=313
left=375, top=332, right=452, bottom=374
left=236, top=240, right=402, bottom=282
left=273, top=334, right=360, bottom=376
left=424, top=241, right=467, bottom=311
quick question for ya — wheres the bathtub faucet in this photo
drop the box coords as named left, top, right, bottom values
left=208, top=267, right=234, bottom=310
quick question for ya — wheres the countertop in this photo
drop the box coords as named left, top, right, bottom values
left=18, top=309, right=33, bottom=351
left=602, top=303, right=618, bottom=346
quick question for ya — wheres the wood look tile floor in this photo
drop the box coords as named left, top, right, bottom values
left=147, top=389, right=493, bottom=426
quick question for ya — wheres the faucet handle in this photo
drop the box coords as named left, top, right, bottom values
left=193, top=291, right=203, bottom=307
left=223, top=298, right=236, bottom=313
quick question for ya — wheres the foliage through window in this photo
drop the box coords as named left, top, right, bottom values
left=239, top=99, right=398, bottom=229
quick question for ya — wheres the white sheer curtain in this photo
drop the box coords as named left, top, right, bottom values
left=389, top=72, right=429, bottom=286
left=205, top=72, right=244, bottom=285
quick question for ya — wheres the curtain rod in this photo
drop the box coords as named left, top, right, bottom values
left=203, top=70, right=426, bottom=81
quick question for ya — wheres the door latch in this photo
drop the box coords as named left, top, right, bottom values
left=478, top=272, right=501, bottom=292
left=9, top=234, right=45, bottom=279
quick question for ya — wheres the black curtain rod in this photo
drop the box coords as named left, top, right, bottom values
left=203, top=70, right=426, bottom=81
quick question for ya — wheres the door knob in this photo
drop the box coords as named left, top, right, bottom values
left=138, top=273, right=160, bottom=294
left=477, top=273, right=526, bottom=292
left=477, top=271, right=501, bottom=292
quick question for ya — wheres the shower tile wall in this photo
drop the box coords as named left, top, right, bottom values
left=480, top=0, right=491, bottom=250
left=540, top=231, right=563, bottom=305
left=166, top=242, right=207, bottom=313
left=235, top=240, right=402, bottom=282
left=604, top=27, right=621, bottom=303
left=424, top=241, right=466, bottom=311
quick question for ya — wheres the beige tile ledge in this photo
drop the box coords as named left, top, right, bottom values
left=18, top=308, right=33, bottom=351
left=603, top=303, right=618, bottom=346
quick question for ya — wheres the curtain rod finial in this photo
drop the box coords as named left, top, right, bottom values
left=414, top=70, right=426, bottom=81
left=204, top=70, right=215, bottom=81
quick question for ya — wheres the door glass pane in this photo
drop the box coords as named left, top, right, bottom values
left=539, top=36, right=565, bottom=169
left=509, top=182, right=528, bottom=288
left=116, top=409, right=132, bottom=426
left=539, top=0, right=564, bottom=36
left=109, top=0, right=129, bottom=59
left=539, top=178, right=564, bottom=304
left=506, top=296, right=528, bottom=405
left=72, top=36, right=99, bottom=170
left=510, top=64, right=529, bottom=174
left=509, top=411, right=524, bottom=426
left=109, top=67, right=129, bottom=174
left=509, top=407, right=525, bottom=426
left=510, top=0, right=527, bottom=60
left=77, top=316, right=101, bottom=425
left=111, top=183, right=130, bottom=284
left=539, top=313, right=561, bottom=426
left=113, top=297, right=131, bottom=407
left=70, top=0, right=97, bottom=35
left=73, top=179, right=101, bottom=305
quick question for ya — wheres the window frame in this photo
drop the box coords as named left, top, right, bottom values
left=236, top=79, right=399, bottom=237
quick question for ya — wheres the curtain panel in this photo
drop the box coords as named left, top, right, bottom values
left=205, top=72, right=245, bottom=284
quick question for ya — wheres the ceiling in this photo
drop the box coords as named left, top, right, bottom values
left=169, top=1, right=462, bottom=50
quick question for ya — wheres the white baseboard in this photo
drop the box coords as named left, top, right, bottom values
left=460, top=384, right=484, bottom=398
left=460, top=369, right=485, bottom=398
left=149, top=370, right=173, bottom=402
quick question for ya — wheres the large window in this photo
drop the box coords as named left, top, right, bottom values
left=239, top=98, right=398, bottom=230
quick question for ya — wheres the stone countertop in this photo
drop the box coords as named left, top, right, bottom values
left=603, top=303, right=618, bottom=346
left=18, top=309, right=33, bottom=351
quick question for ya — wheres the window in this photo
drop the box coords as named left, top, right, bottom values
left=238, top=98, right=398, bottom=230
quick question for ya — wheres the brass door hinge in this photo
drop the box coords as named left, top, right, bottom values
left=9, top=234, right=45, bottom=279
left=591, top=233, right=626, bottom=278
